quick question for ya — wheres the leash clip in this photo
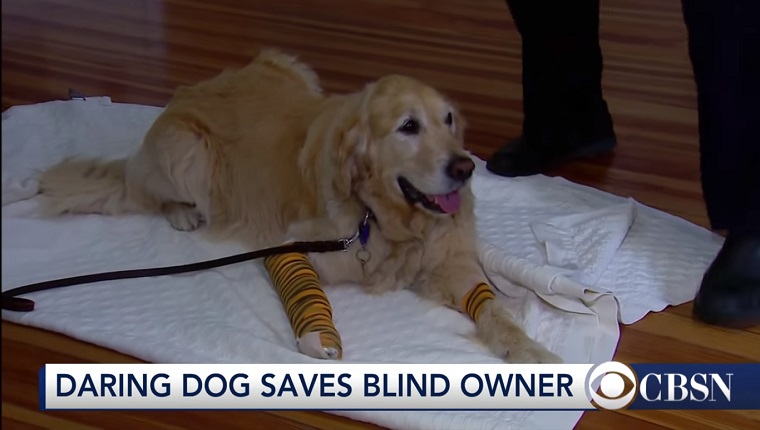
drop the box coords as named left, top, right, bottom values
left=339, top=234, right=358, bottom=251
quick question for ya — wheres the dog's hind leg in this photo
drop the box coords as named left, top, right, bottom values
left=161, top=202, right=205, bottom=231
left=125, top=123, right=212, bottom=231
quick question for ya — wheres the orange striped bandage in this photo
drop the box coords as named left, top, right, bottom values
left=461, top=282, right=496, bottom=322
left=264, top=252, right=342, bottom=360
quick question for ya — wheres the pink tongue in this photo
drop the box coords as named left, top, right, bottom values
left=432, top=190, right=461, bottom=213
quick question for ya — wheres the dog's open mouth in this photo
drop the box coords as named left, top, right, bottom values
left=397, top=177, right=462, bottom=214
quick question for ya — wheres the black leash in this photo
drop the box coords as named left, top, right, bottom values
left=1, top=239, right=351, bottom=313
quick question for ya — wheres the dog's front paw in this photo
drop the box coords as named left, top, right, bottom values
left=476, top=301, right=563, bottom=364
left=297, top=332, right=342, bottom=360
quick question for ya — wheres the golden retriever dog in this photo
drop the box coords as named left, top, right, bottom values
left=38, top=48, right=560, bottom=363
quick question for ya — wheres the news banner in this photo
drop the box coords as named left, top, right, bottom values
left=40, top=362, right=759, bottom=411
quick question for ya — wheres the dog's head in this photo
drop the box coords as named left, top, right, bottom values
left=335, top=75, right=475, bottom=226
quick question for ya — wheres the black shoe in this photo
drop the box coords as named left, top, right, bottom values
left=485, top=134, right=617, bottom=177
left=693, top=231, right=760, bottom=329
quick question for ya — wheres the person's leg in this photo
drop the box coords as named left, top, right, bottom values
left=682, top=0, right=760, bottom=328
left=487, top=0, right=616, bottom=177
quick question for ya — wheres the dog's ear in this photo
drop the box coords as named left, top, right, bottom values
left=301, top=86, right=373, bottom=203
left=449, top=101, right=467, bottom=144
left=333, top=110, right=369, bottom=199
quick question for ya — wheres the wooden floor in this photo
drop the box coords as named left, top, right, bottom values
left=2, top=0, right=758, bottom=429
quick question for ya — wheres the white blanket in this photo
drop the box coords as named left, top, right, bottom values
left=1, top=98, right=723, bottom=430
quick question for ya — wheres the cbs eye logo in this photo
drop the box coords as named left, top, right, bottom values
left=585, top=361, right=638, bottom=410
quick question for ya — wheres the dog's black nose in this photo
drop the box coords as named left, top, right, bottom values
left=446, top=156, right=475, bottom=181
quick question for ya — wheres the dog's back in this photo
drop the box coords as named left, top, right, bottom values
left=39, top=49, right=328, bottom=246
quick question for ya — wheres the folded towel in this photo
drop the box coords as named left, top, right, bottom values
left=1, top=97, right=723, bottom=430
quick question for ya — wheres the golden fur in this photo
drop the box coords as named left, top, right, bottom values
left=39, top=48, right=560, bottom=363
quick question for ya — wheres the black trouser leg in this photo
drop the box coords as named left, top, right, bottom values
left=681, top=0, right=760, bottom=234
left=488, top=0, right=616, bottom=177
left=505, top=0, right=614, bottom=146
left=685, top=1, right=760, bottom=328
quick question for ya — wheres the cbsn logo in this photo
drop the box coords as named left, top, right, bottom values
left=585, top=362, right=749, bottom=410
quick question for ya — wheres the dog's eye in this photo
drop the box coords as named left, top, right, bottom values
left=398, top=118, right=420, bottom=135
left=445, top=112, right=453, bottom=126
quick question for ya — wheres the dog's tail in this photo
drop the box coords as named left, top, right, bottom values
left=38, top=158, right=149, bottom=216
